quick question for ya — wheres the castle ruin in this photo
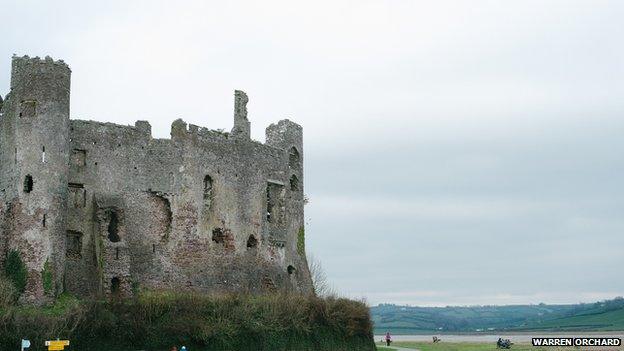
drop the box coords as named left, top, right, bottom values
left=0, top=55, right=312, bottom=303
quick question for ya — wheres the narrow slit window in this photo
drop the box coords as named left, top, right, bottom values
left=23, top=175, right=33, bottom=193
left=203, top=175, right=213, bottom=209
left=42, top=146, right=46, bottom=163
left=42, top=214, right=46, bottom=228
left=108, top=210, right=120, bottom=242
left=266, top=186, right=272, bottom=222
left=289, top=147, right=300, bottom=169
left=290, top=175, right=299, bottom=191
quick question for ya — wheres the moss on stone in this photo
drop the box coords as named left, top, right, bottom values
left=297, top=226, right=305, bottom=256
left=131, top=280, right=140, bottom=295
left=42, top=260, right=54, bottom=295
left=4, top=250, right=27, bottom=294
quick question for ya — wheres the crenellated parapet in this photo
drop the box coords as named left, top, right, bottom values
left=9, top=55, right=71, bottom=102
left=266, top=119, right=303, bottom=150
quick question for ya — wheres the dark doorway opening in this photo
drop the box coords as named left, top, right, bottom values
left=111, top=277, right=120, bottom=294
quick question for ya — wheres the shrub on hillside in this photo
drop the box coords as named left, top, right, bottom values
left=0, top=276, right=17, bottom=307
left=0, top=292, right=375, bottom=351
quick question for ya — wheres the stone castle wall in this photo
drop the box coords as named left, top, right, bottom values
left=0, top=55, right=312, bottom=302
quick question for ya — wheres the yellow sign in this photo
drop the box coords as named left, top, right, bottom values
left=45, top=340, right=70, bottom=351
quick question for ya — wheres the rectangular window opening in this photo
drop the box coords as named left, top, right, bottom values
left=69, top=183, right=86, bottom=208
left=266, top=181, right=285, bottom=225
left=71, top=149, right=86, bottom=167
left=66, top=230, right=83, bottom=259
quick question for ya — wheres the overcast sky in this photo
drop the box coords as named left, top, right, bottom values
left=1, top=0, right=623, bottom=306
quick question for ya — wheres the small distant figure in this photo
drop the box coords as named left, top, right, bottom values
left=181, top=347, right=187, bottom=351
left=433, top=336, right=441, bottom=343
left=170, top=347, right=178, bottom=351
left=497, top=338, right=513, bottom=349
left=385, top=332, right=392, bottom=346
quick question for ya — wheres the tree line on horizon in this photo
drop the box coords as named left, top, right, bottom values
left=372, top=297, right=624, bottom=333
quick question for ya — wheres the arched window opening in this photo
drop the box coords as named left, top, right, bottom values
left=290, top=175, right=299, bottom=191
left=288, top=147, right=300, bottom=169
left=23, top=175, right=33, bottom=193
left=111, top=277, right=120, bottom=294
left=108, top=210, right=120, bottom=242
left=212, top=228, right=225, bottom=244
left=246, top=235, right=258, bottom=249
left=287, top=265, right=296, bottom=275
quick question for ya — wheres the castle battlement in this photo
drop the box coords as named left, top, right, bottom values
left=0, top=56, right=311, bottom=303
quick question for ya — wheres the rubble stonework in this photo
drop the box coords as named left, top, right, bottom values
left=0, top=55, right=312, bottom=303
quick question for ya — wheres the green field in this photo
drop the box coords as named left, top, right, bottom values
left=372, top=297, right=624, bottom=333
left=375, top=342, right=624, bottom=351
left=517, top=307, right=624, bottom=331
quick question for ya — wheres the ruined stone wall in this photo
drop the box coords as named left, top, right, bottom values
left=66, top=116, right=311, bottom=297
left=0, top=55, right=312, bottom=302
left=0, top=56, right=71, bottom=303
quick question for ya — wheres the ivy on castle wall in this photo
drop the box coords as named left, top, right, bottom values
left=297, top=227, right=305, bottom=257
left=4, top=250, right=27, bottom=294
left=42, top=260, right=54, bottom=295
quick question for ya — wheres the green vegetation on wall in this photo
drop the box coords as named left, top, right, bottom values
left=4, top=250, right=27, bottom=294
left=297, top=226, right=305, bottom=256
left=42, top=260, right=54, bottom=295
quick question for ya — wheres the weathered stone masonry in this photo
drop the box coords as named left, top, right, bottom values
left=0, top=55, right=312, bottom=303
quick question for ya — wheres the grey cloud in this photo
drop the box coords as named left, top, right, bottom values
left=1, top=0, right=623, bottom=305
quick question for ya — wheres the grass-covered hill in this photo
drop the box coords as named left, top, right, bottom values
left=371, top=297, right=624, bottom=334
left=516, top=301, right=624, bottom=331
left=0, top=278, right=375, bottom=351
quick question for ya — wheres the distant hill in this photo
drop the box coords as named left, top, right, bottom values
left=371, top=297, right=624, bottom=334
left=516, top=302, right=624, bottom=332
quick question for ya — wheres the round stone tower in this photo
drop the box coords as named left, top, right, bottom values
left=4, top=55, right=71, bottom=303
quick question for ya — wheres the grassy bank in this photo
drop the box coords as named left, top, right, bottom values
left=0, top=290, right=375, bottom=351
